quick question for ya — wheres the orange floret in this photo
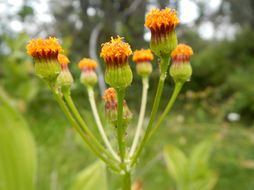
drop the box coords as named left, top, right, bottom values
left=100, top=36, right=132, bottom=64
left=133, top=49, right=154, bottom=63
left=58, top=54, right=70, bottom=65
left=103, top=88, right=116, bottom=102
left=78, top=58, right=97, bottom=70
left=145, top=8, right=179, bottom=32
left=26, top=37, right=62, bottom=59
left=171, top=44, right=193, bottom=58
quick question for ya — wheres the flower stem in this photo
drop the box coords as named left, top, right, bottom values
left=130, top=56, right=170, bottom=166
left=63, top=92, right=119, bottom=164
left=150, top=82, right=183, bottom=137
left=116, top=88, right=126, bottom=162
left=122, top=171, right=131, bottom=190
left=129, top=77, right=149, bottom=158
left=49, top=87, right=120, bottom=172
left=87, top=87, right=120, bottom=162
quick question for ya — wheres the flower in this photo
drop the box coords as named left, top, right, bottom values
left=103, top=88, right=132, bottom=124
left=100, top=36, right=132, bottom=65
left=100, top=36, right=133, bottom=89
left=78, top=58, right=98, bottom=87
left=27, top=37, right=62, bottom=59
left=145, top=8, right=179, bottom=57
left=78, top=58, right=97, bottom=70
left=133, top=49, right=154, bottom=77
left=26, top=37, right=62, bottom=82
left=56, top=54, right=73, bottom=92
left=132, top=49, right=154, bottom=63
left=170, top=44, right=193, bottom=83
left=171, top=44, right=193, bottom=62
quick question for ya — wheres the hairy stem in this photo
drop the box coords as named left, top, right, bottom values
left=49, top=87, right=120, bottom=172
left=116, top=88, right=126, bottom=162
left=87, top=87, right=120, bottom=162
left=63, top=92, right=119, bottom=164
left=150, top=82, right=183, bottom=137
left=129, top=77, right=149, bottom=158
left=130, top=56, right=170, bottom=166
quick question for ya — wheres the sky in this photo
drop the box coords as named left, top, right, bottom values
left=0, top=0, right=234, bottom=40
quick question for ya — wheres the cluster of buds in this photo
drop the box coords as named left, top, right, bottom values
left=100, top=36, right=133, bottom=89
left=132, top=49, right=154, bottom=78
left=56, top=54, right=73, bottom=92
left=78, top=58, right=98, bottom=88
left=103, top=88, right=132, bottom=125
left=145, top=8, right=179, bottom=58
left=26, top=37, right=62, bottom=82
left=170, top=44, right=193, bottom=83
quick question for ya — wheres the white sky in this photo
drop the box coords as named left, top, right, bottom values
left=1, top=0, right=235, bottom=40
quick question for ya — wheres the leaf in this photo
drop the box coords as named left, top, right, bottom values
left=163, top=144, right=187, bottom=184
left=0, top=89, right=37, bottom=190
left=69, top=161, right=108, bottom=190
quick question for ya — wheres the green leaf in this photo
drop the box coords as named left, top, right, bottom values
left=0, top=89, right=37, bottom=190
left=163, top=144, right=187, bottom=184
left=69, top=161, right=108, bottom=190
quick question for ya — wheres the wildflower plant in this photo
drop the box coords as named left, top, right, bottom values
left=26, top=7, right=194, bottom=190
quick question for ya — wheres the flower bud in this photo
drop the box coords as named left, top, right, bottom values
left=145, top=8, right=179, bottom=58
left=56, top=54, right=73, bottom=92
left=100, top=36, right=133, bottom=89
left=78, top=58, right=98, bottom=88
left=133, top=49, right=154, bottom=77
left=170, top=44, right=193, bottom=83
left=103, top=88, right=132, bottom=125
left=26, top=37, right=62, bottom=83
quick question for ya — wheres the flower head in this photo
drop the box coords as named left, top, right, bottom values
left=103, top=87, right=117, bottom=102
left=170, top=44, right=193, bottom=83
left=100, top=36, right=132, bottom=65
left=26, top=37, right=62, bottom=59
left=145, top=8, right=179, bottom=33
left=132, top=49, right=154, bottom=63
left=58, top=54, right=70, bottom=65
left=79, top=58, right=97, bottom=71
left=171, top=44, right=193, bottom=62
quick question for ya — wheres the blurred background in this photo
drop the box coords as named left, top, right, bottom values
left=0, top=0, right=254, bottom=190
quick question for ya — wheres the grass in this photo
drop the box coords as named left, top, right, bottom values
left=26, top=91, right=254, bottom=190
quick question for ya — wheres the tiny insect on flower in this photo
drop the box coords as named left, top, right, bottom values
left=133, top=49, right=154, bottom=77
left=145, top=8, right=179, bottom=57
left=100, top=36, right=133, bottom=89
left=26, top=37, right=62, bottom=82
left=170, top=44, right=194, bottom=83
left=78, top=58, right=98, bottom=88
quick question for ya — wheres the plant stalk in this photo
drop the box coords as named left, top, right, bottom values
left=122, top=171, right=131, bottom=190
left=87, top=87, right=120, bottom=162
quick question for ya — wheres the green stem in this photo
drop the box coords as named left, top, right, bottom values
left=129, top=77, right=149, bottom=158
left=116, top=88, right=126, bottom=162
left=63, top=92, right=119, bottom=164
left=150, top=82, right=183, bottom=137
left=49, top=88, right=120, bottom=172
left=87, top=87, right=120, bottom=162
left=130, top=56, right=170, bottom=166
left=122, top=171, right=131, bottom=190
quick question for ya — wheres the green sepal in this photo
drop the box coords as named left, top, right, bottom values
left=150, top=31, right=178, bottom=58
left=34, top=58, right=61, bottom=82
left=170, top=61, right=192, bottom=83
left=80, top=70, right=98, bottom=88
left=56, top=69, right=74, bottom=92
left=105, top=64, right=133, bottom=89
left=136, top=62, right=152, bottom=77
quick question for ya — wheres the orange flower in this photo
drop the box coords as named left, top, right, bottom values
left=58, top=54, right=70, bottom=65
left=103, top=88, right=116, bottom=102
left=132, top=49, right=154, bottom=63
left=100, top=36, right=132, bottom=65
left=78, top=58, right=97, bottom=70
left=26, top=37, right=62, bottom=59
left=171, top=44, right=193, bottom=62
left=145, top=8, right=179, bottom=33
